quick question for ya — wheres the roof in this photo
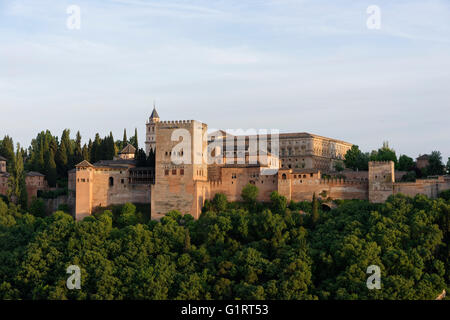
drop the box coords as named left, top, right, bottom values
left=75, top=160, right=94, bottom=167
left=27, top=171, right=45, bottom=177
left=93, top=159, right=136, bottom=169
left=417, top=154, right=430, bottom=160
left=120, top=144, right=136, bottom=155
left=209, top=131, right=353, bottom=146
left=0, top=155, right=7, bottom=161
left=292, top=168, right=320, bottom=174
left=150, top=107, right=159, bottom=119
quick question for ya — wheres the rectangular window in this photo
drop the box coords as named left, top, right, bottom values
left=165, top=170, right=169, bottom=176
left=180, top=169, right=184, bottom=175
left=172, top=169, right=177, bottom=175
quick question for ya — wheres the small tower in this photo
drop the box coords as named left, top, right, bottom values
left=0, top=156, right=6, bottom=173
left=368, top=161, right=395, bottom=203
left=145, top=103, right=160, bottom=155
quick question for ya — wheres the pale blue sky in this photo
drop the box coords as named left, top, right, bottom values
left=1, top=0, right=449, bottom=161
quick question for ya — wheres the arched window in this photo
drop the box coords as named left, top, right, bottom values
left=109, top=177, right=114, bottom=187
left=282, top=174, right=287, bottom=180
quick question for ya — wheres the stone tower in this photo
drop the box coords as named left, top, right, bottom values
left=74, top=160, right=94, bottom=221
left=368, top=161, right=395, bottom=203
left=145, top=104, right=160, bottom=155
left=151, top=120, right=210, bottom=219
left=0, top=156, right=6, bottom=173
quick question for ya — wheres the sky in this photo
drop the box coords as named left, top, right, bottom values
left=1, top=0, right=449, bottom=161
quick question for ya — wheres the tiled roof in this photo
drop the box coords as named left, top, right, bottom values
left=75, top=160, right=94, bottom=167
left=119, top=144, right=136, bottom=155
left=150, top=107, right=159, bottom=119
left=27, top=171, right=45, bottom=177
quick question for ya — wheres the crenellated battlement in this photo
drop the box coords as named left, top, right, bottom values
left=209, top=180, right=223, bottom=187
left=319, top=178, right=367, bottom=185
left=158, top=120, right=194, bottom=124
left=369, top=160, right=395, bottom=167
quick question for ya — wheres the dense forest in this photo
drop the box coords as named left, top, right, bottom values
left=0, top=185, right=448, bottom=300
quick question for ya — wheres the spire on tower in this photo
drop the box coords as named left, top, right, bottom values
left=150, top=101, right=159, bottom=119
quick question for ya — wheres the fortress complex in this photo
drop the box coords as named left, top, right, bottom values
left=70, top=108, right=450, bottom=220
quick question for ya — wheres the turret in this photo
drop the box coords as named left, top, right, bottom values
left=0, top=156, right=6, bottom=173
left=368, top=161, right=395, bottom=203
left=145, top=103, right=160, bottom=155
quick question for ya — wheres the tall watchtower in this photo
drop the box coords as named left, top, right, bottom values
left=145, top=104, right=160, bottom=155
left=368, top=161, right=395, bottom=203
left=74, top=160, right=95, bottom=221
left=151, top=120, right=210, bottom=219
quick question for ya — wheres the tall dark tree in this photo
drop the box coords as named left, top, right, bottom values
left=105, top=132, right=116, bottom=160
left=7, top=144, right=27, bottom=208
left=45, top=149, right=57, bottom=187
left=82, top=144, right=89, bottom=161
left=135, top=148, right=147, bottom=166
left=398, top=155, right=415, bottom=172
left=147, top=148, right=155, bottom=167
left=129, top=128, right=138, bottom=149
left=60, top=129, right=73, bottom=167
left=73, top=131, right=83, bottom=165
left=343, top=145, right=369, bottom=171
left=426, top=151, right=445, bottom=176
left=370, top=141, right=398, bottom=167
left=91, top=134, right=102, bottom=163
left=122, top=129, right=128, bottom=150
left=0, top=135, right=15, bottom=172
left=87, top=139, right=93, bottom=162
left=55, top=142, right=68, bottom=177
left=311, top=192, right=319, bottom=227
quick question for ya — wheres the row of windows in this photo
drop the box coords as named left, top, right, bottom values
left=165, top=150, right=184, bottom=157
left=281, top=173, right=315, bottom=180
left=165, top=169, right=185, bottom=176
left=196, top=169, right=205, bottom=177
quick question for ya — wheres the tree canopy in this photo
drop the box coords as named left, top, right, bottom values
left=0, top=189, right=448, bottom=300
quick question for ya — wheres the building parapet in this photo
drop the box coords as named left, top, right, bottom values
left=158, top=120, right=193, bottom=124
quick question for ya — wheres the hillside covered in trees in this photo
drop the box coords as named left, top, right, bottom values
left=0, top=187, right=448, bottom=300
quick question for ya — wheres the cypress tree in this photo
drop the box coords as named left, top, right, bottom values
left=107, top=132, right=115, bottom=160
left=82, top=144, right=89, bottom=161
left=55, top=142, right=68, bottom=177
left=73, top=131, right=83, bottom=165
left=45, top=149, right=57, bottom=187
left=7, top=144, right=28, bottom=208
left=91, top=134, right=102, bottom=163
left=122, top=129, right=127, bottom=149
left=312, top=192, right=319, bottom=227
left=0, top=135, right=15, bottom=172
left=184, top=229, right=191, bottom=252
left=87, top=139, right=93, bottom=162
